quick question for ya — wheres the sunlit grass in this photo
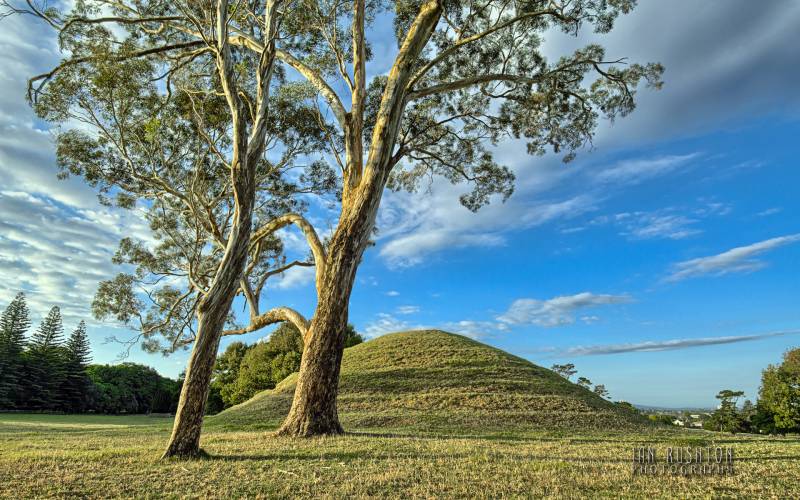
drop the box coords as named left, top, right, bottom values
left=1, top=413, right=798, bottom=498
left=2, top=332, right=797, bottom=497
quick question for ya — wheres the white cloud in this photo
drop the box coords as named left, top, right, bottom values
left=438, top=320, right=509, bottom=339
left=666, top=235, right=800, bottom=282
left=362, top=312, right=506, bottom=340
left=593, top=211, right=701, bottom=240
left=385, top=290, right=400, bottom=297
left=594, top=154, right=699, bottom=185
left=0, top=12, right=160, bottom=331
left=0, top=191, right=151, bottom=328
left=271, top=265, right=317, bottom=290
left=591, top=200, right=732, bottom=241
left=377, top=177, right=595, bottom=267
left=625, top=214, right=701, bottom=240
left=395, top=305, right=420, bottom=315
left=363, top=313, right=418, bottom=338
left=756, top=208, right=782, bottom=217
left=546, top=2, right=800, bottom=146
left=564, top=330, right=800, bottom=356
left=380, top=229, right=506, bottom=267
left=497, top=292, right=633, bottom=327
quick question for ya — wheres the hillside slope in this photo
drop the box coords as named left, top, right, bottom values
left=210, top=330, right=646, bottom=433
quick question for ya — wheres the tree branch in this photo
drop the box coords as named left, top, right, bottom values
left=250, top=213, right=326, bottom=295
left=407, top=7, right=566, bottom=89
left=222, top=306, right=309, bottom=340
left=28, top=40, right=206, bottom=101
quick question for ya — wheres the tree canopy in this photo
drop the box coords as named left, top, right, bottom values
left=758, top=347, right=800, bottom=434
left=5, top=0, right=664, bottom=444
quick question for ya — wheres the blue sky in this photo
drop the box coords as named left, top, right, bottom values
left=1, top=1, right=799, bottom=408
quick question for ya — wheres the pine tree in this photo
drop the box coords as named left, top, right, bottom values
left=0, top=293, right=31, bottom=409
left=62, top=321, right=92, bottom=412
left=27, top=307, right=66, bottom=410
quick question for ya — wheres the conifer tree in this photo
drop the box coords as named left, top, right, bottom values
left=62, top=321, right=92, bottom=412
left=27, top=306, right=66, bottom=410
left=0, top=293, right=31, bottom=408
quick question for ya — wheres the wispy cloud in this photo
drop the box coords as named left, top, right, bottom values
left=756, top=207, right=782, bottom=217
left=594, top=154, right=699, bottom=185
left=593, top=211, right=700, bottom=240
left=590, top=200, right=732, bottom=242
left=497, top=292, right=633, bottom=327
left=564, top=330, right=800, bottom=356
left=362, top=313, right=506, bottom=340
left=272, top=265, right=316, bottom=289
left=396, top=305, right=420, bottom=315
left=438, top=320, right=510, bottom=339
left=0, top=191, right=152, bottom=328
left=666, top=234, right=800, bottom=282
left=363, top=313, right=426, bottom=338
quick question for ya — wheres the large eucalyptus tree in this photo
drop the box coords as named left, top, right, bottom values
left=264, top=0, right=663, bottom=437
left=8, top=0, right=663, bottom=446
left=5, top=0, right=338, bottom=457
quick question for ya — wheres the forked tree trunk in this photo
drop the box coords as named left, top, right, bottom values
left=276, top=0, right=442, bottom=437
left=276, top=176, right=384, bottom=436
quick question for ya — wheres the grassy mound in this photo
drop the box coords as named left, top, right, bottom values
left=209, top=330, right=646, bottom=434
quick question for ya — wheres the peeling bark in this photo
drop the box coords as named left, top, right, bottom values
left=162, top=0, right=280, bottom=458
left=276, top=0, right=444, bottom=438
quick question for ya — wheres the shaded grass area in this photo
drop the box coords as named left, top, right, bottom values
left=210, top=331, right=647, bottom=433
left=1, top=413, right=799, bottom=498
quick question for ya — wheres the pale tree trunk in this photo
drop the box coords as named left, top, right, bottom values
left=276, top=0, right=443, bottom=437
left=276, top=177, right=384, bottom=436
left=162, top=194, right=255, bottom=458
left=162, top=0, right=279, bottom=457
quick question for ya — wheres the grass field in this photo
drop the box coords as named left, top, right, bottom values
left=1, top=414, right=799, bottom=498
left=1, top=331, right=798, bottom=498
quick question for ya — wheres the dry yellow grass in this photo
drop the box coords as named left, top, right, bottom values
left=0, top=414, right=798, bottom=498
left=2, top=332, right=797, bottom=498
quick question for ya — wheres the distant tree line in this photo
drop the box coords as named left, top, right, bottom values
left=0, top=293, right=179, bottom=414
left=706, top=347, right=800, bottom=435
left=207, top=323, right=363, bottom=414
left=551, top=363, right=611, bottom=400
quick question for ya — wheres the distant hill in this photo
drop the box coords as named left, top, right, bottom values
left=210, top=330, right=648, bottom=434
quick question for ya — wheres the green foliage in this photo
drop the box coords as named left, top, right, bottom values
left=382, top=0, right=664, bottom=212
left=344, top=326, right=365, bottom=348
left=87, top=363, right=179, bottom=414
left=61, top=321, right=93, bottom=412
left=212, top=323, right=363, bottom=409
left=24, top=0, right=337, bottom=355
left=0, top=293, right=31, bottom=408
left=576, top=376, right=592, bottom=389
left=613, top=401, right=639, bottom=415
left=647, top=414, right=674, bottom=426
left=26, top=307, right=67, bottom=410
left=593, top=384, right=609, bottom=399
left=0, top=292, right=180, bottom=414
left=550, top=363, right=576, bottom=380
left=756, top=347, right=800, bottom=434
left=707, top=389, right=745, bottom=433
left=213, top=341, right=251, bottom=407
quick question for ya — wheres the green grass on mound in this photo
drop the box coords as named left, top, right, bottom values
left=210, top=330, right=646, bottom=434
